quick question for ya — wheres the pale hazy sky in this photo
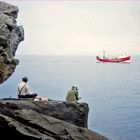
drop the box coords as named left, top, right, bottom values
left=3, top=0, right=140, bottom=55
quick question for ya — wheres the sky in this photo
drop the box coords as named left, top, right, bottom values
left=3, top=0, right=140, bottom=55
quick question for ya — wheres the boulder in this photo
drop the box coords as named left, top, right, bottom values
left=0, top=2, right=24, bottom=84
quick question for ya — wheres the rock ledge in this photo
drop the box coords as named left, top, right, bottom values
left=0, top=99, right=109, bottom=140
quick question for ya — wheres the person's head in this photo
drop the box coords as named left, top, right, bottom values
left=22, top=77, right=28, bottom=83
left=72, top=85, right=78, bottom=90
left=72, top=86, right=75, bottom=90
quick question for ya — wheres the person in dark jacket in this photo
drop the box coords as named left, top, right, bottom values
left=66, top=85, right=81, bottom=102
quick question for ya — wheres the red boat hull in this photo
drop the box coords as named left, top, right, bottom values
left=96, top=56, right=131, bottom=63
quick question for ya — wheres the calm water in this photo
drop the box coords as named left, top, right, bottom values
left=0, top=55, right=140, bottom=140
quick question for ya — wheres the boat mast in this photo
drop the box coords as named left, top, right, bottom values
left=103, top=50, right=105, bottom=58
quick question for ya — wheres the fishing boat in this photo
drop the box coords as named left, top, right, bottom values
left=96, top=51, right=131, bottom=63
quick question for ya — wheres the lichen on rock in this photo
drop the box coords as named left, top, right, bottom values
left=0, top=2, right=24, bottom=84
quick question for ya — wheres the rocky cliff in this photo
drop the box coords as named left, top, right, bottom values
left=0, top=99, right=109, bottom=140
left=0, top=2, right=24, bottom=84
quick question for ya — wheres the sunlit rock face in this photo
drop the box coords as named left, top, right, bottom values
left=0, top=2, right=24, bottom=84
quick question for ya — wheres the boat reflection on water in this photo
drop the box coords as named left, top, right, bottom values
left=96, top=61, right=130, bottom=64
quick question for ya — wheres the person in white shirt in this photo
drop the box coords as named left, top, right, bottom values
left=17, top=77, right=37, bottom=98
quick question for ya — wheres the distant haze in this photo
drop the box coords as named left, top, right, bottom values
left=4, top=0, right=140, bottom=55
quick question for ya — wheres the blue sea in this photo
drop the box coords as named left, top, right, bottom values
left=0, top=55, right=140, bottom=140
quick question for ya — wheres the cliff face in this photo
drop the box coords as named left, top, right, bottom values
left=0, top=2, right=24, bottom=84
left=0, top=99, right=109, bottom=140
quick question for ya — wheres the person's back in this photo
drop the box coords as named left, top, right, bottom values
left=17, top=81, right=31, bottom=95
left=66, top=89, right=77, bottom=101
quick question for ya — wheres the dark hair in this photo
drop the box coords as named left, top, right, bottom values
left=72, top=86, right=75, bottom=90
left=22, top=77, right=28, bottom=82
left=72, top=85, right=78, bottom=90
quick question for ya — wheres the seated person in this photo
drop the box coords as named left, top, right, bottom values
left=17, top=77, right=37, bottom=99
left=66, top=85, right=81, bottom=102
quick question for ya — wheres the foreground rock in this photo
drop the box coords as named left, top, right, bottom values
left=0, top=99, right=109, bottom=140
left=4, top=99, right=89, bottom=128
left=0, top=2, right=24, bottom=84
